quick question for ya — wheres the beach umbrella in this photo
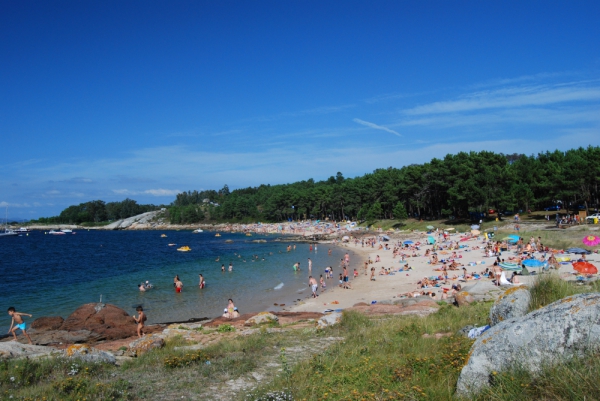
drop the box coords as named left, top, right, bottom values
left=446, top=227, right=455, bottom=231
left=583, top=235, right=600, bottom=247
left=501, top=236, right=518, bottom=243
left=471, top=229, right=480, bottom=236
left=499, top=262, right=521, bottom=271
left=567, top=247, right=591, bottom=254
left=427, top=236, right=436, bottom=244
left=471, top=224, right=480, bottom=230
left=426, top=225, right=434, bottom=230
left=572, top=261, right=598, bottom=275
left=522, top=259, right=545, bottom=268
left=403, top=240, right=414, bottom=245
left=381, top=235, right=390, bottom=241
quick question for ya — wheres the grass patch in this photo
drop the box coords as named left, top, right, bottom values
left=246, top=303, right=491, bottom=400
left=474, top=351, right=600, bottom=400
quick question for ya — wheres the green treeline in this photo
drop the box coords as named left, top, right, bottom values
left=36, top=147, right=600, bottom=225
left=33, top=198, right=160, bottom=224
left=172, top=147, right=600, bottom=223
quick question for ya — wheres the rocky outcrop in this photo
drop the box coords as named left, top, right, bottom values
left=245, top=312, right=279, bottom=326
left=489, top=286, right=531, bottom=326
left=103, top=211, right=162, bottom=230
left=317, top=312, right=342, bottom=329
left=33, top=330, right=103, bottom=346
left=128, top=335, right=165, bottom=357
left=348, top=298, right=439, bottom=317
left=31, top=316, right=65, bottom=331
left=0, top=342, right=61, bottom=360
left=455, top=291, right=475, bottom=307
left=456, top=293, right=600, bottom=397
left=60, top=303, right=137, bottom=340
left=63, top=344, right=116, bottom=364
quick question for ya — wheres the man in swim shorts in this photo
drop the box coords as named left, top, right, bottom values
left=7, top=307, right=33, bottom=344
left=308, top=276, right=318, bottom=298
left=175, top=278, right=183, bottom=293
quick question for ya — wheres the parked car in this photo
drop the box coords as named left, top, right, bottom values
left=586, top=213, right=600, bottom=222
left=544, top=205, right=561, bottom=211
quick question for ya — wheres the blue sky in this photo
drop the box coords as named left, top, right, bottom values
left=2, top=1, right=599, bottom=219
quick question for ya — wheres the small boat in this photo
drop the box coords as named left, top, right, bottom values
left=215, top=233, right=221, bottom=237
left=246, top=233, right=252, bottom=236
left=193, top=228, right=203, bottom=233
left=1, top=208, right=19, bottom=237
left=161, top=234, right=167, bottom=238
left=49, top=230, right=66, bottom=235
left=17, top=227, right=30, bottom=233
left=177, top=246, right=191, bottom=252
left=168, top=243, right=177, bottom=246
left=61, top=229, right=73, bottom=234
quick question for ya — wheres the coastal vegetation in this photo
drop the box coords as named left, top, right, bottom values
left=3, top=276, right=600, bottom=400
left=31, top=146, right=600, bottom=225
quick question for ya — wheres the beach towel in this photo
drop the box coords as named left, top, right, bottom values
left=500, top=271, right=512, bottom=285
left=468, top=325, right=491, bottom=339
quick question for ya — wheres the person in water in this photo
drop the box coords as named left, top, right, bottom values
left=199, top=274, right=205, bottom=288
left=175, top=277, right=183, bottom=293
left=7, top=307, right=33, bottom=344
left=133, top=306, right=146, bottom=338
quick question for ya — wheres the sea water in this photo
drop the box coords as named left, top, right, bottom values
left=0, top=230, right=349, bottom=332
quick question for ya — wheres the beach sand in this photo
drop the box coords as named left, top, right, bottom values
left=286, top=232, right=595, bottom=314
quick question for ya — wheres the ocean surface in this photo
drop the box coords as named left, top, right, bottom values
left=0, top=230, right=349, bottom=333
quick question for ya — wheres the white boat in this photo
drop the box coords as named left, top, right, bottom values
left=1, top=208, right=18, bottom=238
left=61, top=229, right=73, bottom=233
left=193, top=228, right=203, bottom=233
left=17, top=227, right=30, bottom=233
left=49, top=230, right=66, bottom=235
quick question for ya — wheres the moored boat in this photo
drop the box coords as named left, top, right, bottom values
left=49, top=230, right=66, bottom=235
left=177, top=246, right=191, bottom=252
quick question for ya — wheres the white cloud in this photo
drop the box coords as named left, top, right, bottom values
left=353, top=118, right=402, bottom=137
left=404, top=81, right=600, bottom=115
left=112, top=188, right=181, bottom=197
left=144, top=189, right=181, bottom=196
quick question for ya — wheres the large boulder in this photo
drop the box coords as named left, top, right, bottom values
left=33, top=330, right=103, bottom=346
left=128, top=335, right=165, bottom=357
left=245, top=312, right=279, bottom=326
left=63, top=344, right=116, bottom=364
left=0, top=342, right=60, bottom=360
left=489, top=286, right=531, bottom=326
left=31, top=316, right=64, bottom=331
left=455, top=291, right=475, bottom=307
left=456, top=293, right=600, bottom=397
left=60, top=303, right=137, bottom=340
left=317, top=312, right=342, bottom=329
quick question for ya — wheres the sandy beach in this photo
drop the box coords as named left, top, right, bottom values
left=287, top=231, right=600, bottom=313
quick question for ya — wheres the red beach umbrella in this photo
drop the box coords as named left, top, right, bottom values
left=572, top=262, right=598, bottom=275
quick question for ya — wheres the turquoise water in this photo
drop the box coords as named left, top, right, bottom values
left=0, top=230, right=348, bottom=332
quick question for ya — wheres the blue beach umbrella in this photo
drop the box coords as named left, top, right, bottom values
left=404, top=240, right=414, bottom=245
left=427, top=236, right=436, bottom=245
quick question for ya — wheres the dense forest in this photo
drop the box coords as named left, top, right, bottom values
left=171, top=147, right=600, bottom=223
left=33, top=198, right=161, bottom=224
left=38, top=147, right=600, bottom=225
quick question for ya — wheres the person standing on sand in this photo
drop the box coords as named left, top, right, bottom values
left=308, top=258, right=312, bottom=274
left=7, top=307, right=32, bottom=344
left=309, top=276, right=318, bottom=298
left=492, top=263, right=502, bottom=286
left=133, top=306, right=146, bottom=338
